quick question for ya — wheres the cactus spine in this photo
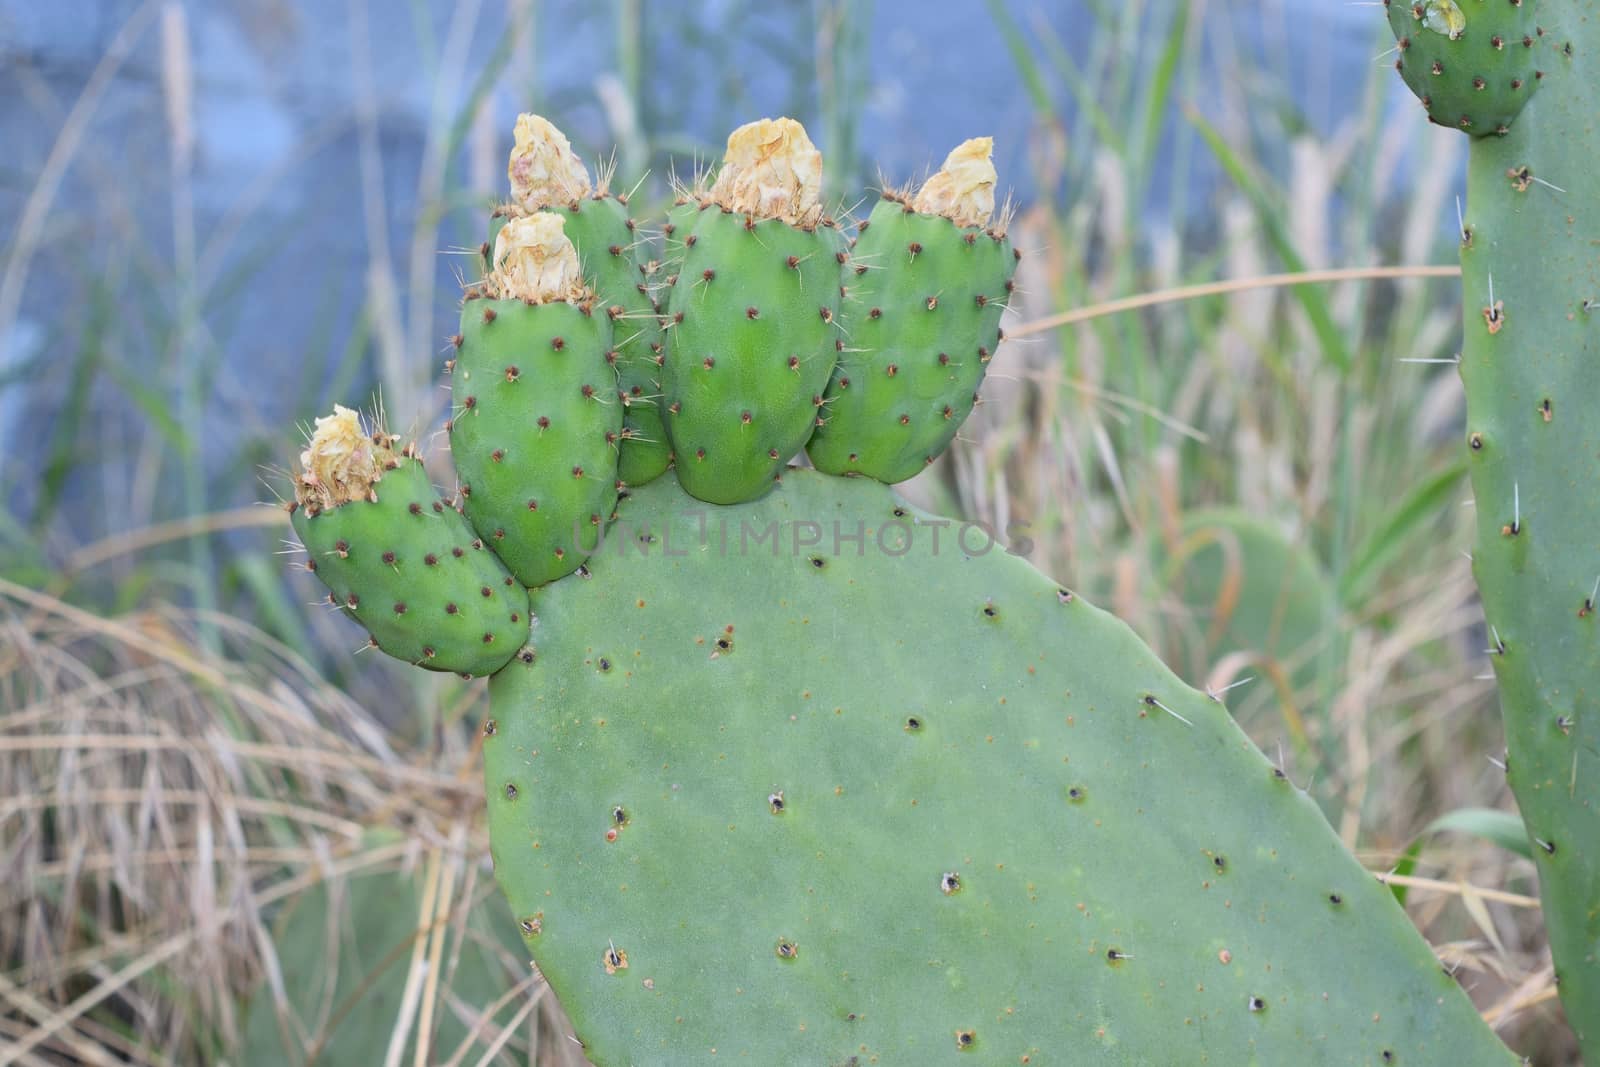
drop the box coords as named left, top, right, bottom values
left=1389, top=1, right=1598, bottom=1053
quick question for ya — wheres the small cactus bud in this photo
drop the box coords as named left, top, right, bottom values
left=487, top=212, right=588, bottom=304
left=707, top=117, right=823, bottom=226
left=294, top=405, right=395, bottom=512
left=912, top=137, right=997, bottom=229
left=508, top=113, right=592, bottom=209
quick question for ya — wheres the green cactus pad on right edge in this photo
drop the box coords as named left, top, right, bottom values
left=1387, top=0, right=1543, bottom=135
left=484, top=470, right=1514, bottom=1065
left=1453, top=2, right=1600, bottom=1054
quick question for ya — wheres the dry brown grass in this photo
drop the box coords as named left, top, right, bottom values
left=0, top=578, right=588, bottom=1066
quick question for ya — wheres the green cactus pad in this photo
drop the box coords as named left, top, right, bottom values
left=291, top=459, right=528, bottom=675
left=661, top=207, right=842, bottom=504
left=242, top=848, right=530, bottom=1063
left=484, top=470, right=1512, bottom=1064
left=450, top=297, right=620, bottom=587
left=1387, top=0, right=1543, bottom=135
left=1456, top=4, right=1600, bottom=1052
left=808, top=198, right=1014, bottom=482
left=1152, top=509, right=1338, bottom=705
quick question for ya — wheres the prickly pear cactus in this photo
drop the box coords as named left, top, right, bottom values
left=1386, top=0, right=1543, bottom=134
left=287, top=112, right=1524, bottom=1062
left=484, top=470, right=1511, bottom=1064
left=289, top=407, right=528, bottom=675
left=661, top=118, right=842, bottom=505
left=1400, top=2, right=1600, bottom=1053
left=809, top=138, right=1016, bottom=483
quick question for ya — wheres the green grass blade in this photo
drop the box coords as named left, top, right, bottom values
left=1340, top=461, right=1467, bottom=606
left=1187, top=110, right=1352, bottom=373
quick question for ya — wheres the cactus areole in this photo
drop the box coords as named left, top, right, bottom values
left=285, top=113, right=1527, bottom=1062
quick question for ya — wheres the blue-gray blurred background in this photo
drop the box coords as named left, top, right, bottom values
left=2, top=0, right=1401, bottom=551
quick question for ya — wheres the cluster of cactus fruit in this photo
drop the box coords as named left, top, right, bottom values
left=292, top=113, right=1017, bottom=673
left=279, top=84, right=1595, bottom=1060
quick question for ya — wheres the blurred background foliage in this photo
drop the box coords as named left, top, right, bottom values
left=0, top=0, right=1571, bottom=1062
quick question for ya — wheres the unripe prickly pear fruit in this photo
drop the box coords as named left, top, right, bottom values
left=451, top=212, right=621, bottom=588
left=1386, top=0, right=1543, bottom=135
left=661, top=117, right=844, bottom=505
left=290, top=406, right=529, bottom=674
left=808, top=138, right=1016, bottom=483
left=488, top=115, right=670, bottom=487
